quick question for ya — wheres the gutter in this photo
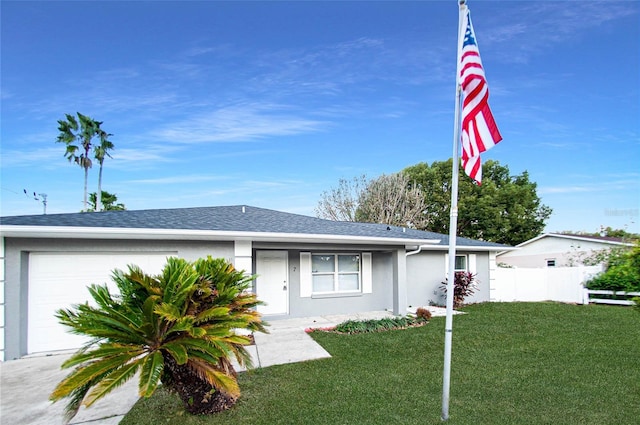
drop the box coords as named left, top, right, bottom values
left=406, top=245, right=435, bottom=256
left=0, top=225, right=441, bottom=247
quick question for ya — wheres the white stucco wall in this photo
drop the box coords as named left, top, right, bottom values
left=406, top=250, right=491, bottom=307
left=497, top=236, right=625, bottom=268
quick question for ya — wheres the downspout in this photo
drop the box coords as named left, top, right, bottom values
left=406, top=245, right=433, bottom=256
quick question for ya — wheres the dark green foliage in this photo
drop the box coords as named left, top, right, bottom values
left=403, top=160, right=552, bottom=245
left=121, top=303, right=640, bottom=425
left=559, top=227, right=640, bottom=242
left=50, top=256, right=266, bottom=423
left=331, top=315, right=427, bottom=334
left=87, top=191, right=125, bottom=211
left=633, top=297, right=640, bottom=313
left=586, top=242, right=640, bottom=292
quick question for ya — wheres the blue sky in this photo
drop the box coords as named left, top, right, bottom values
left=2, top=0, right=639, bottom=234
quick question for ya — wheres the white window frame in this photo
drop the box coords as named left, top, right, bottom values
left=300, top=252, right=372, bottom=298
left=311, top=253, right=361, bottom=294
left=454, top=255, right=467, bottom=272
left=445, top=253, right=477, bottom=277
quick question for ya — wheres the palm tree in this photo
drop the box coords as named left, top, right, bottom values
left=93, top=127, right=114, bottom=212
left=88, top=191, right=125, bottom=211
left=50, top=256, right=266, bottom=423
left=56, top=113, right=100, bottom=211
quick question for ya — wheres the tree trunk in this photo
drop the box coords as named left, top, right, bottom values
left=163, top=355, right=237, bottom=415
left=83, top=164, right=89, bottom=211
left=97, top=163, right=103, bottom=212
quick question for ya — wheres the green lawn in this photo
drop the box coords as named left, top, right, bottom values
left=121, top=303, right=640, bottom=424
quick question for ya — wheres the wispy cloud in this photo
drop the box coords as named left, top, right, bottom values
left=485, top=1, right=639, bottom=63
left=8, top=29, right=451, bottom=147
left=194, top=178, right=308, bottom=202
left=0, top=146, right=65, bottom=169
left=1, top=88, right=14, bottom=100
left=128, top=175, right=228, bottom=185
left=540, top=177, right=638, bottom=195
left=540, top=185, right=594, bottom=194
left=246, top=35, right=450, bottom=100
left=152, top=102, right=329, bottom=144
left=107, top=146, right=181, bottom=170
left=124, top=177, right=308, bottom=208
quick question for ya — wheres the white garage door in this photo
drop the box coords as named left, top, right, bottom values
left=28, top=252, right=175, bottom=354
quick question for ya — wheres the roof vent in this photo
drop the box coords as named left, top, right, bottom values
left=242, top=206, right=246, bottom=213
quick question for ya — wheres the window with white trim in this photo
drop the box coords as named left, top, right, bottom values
left=455, top=255, right=467, bottom=272
left=311, top=254, right=361, bottom=294
left=445, top=253, right=475, bottom=278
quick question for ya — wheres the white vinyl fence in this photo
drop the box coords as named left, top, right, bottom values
left=584, top=289, right=640, bottom=306
left=491, top=266, right=602, bottom=304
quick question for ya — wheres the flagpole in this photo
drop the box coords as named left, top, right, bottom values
left=442, top=0, right=467, bottom=421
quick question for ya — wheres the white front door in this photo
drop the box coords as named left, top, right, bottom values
left=256, top=251, right=289, bottom=315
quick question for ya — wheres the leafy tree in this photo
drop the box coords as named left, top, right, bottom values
left=356, top=173, right=428, bottom=228
left=566, top=246, right=630, bottom=267
left=316, top=173, right=427, bottom=228
left=404, top=160, right=552, bottom=245
left=87, top=191, right=126, bottom=212
left=56, top=113, right=111, bottom=211
left=586, top=241, right=640, bottom=292
left=50, top=256, right=266, bottom=422
left=93, top=128, right=114, bottom=212
left=560, top=227, right=639, bottom=243
left=317, top=161, right=550, bottom=245
left=316, top=175, right=367, bottom=221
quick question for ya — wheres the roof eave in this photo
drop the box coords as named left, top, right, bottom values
left=0, top=225, right=441, bottom=246
left=409, top=243, right=515, bottom=252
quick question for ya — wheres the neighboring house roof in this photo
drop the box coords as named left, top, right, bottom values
left=511, top=232, right=633, bottom=249
left=547, top=233, right=632, bottom=244
left=0, top=205, right=510, bottom=250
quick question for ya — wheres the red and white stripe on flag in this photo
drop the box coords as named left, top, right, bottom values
left=459, top=9, right=502, bottom=184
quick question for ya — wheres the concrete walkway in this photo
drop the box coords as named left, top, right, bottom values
left=0, top=308, right=449, bottom=424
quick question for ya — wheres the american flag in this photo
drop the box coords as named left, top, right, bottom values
left=459, top=9, right=502, bottom=184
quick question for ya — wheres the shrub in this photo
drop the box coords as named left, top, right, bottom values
left=586, top=242, right=640, bottom=292
left=415, top=307, right=432, bottom=321
left=329, top=316, right=427, bottom=334
left=441, top=271, right=478, bottom=308
left=50, top=256, right=266, bottom=422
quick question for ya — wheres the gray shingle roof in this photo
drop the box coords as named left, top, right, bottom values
left=1, top=205, right=509, bottom=248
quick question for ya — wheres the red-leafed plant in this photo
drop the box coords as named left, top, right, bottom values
left=441, top=272, right=478, bottom=308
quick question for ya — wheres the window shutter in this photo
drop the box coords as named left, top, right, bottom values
left=469, top=254, right=477, bottom=274
left=445, top=253, right=448, bottom=267
left=445, top=253, right=449, bottom=278
left=300, top=252, right=312, bottom=298
left=362, top=252, right=372, bottom=294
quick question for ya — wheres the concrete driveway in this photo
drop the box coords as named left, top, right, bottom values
left=0, top=352, right=139, bottom=425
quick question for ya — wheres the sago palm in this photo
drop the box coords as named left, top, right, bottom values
left=50, top=256, right=266, bottom=423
